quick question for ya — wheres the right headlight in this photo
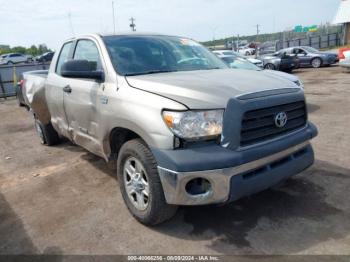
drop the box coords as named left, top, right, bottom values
left=162, top=110, right=224, bottom=140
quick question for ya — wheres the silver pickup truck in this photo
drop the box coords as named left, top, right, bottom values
left=23, top=33, right=318, bottom=225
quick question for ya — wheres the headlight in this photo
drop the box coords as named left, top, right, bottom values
left=162, top=110, right=224, bottom=140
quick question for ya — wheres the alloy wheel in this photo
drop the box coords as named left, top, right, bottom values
left=123, top=157, right=150, bottom=211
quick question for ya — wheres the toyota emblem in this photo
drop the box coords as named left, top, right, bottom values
left=275, top=112, right=288, bottom=128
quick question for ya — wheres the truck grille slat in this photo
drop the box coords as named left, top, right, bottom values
left=240, top=101, right=307, bottom=146
left=244, top=101, right=305, bottom=119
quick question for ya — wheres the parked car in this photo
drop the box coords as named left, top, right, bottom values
left=280, top=46, right=339, bottom=68
left=0, top=53, right=33, bottom=65
left=213, top=50, right=263, bottom=67
left=258, top=41, right=278, bottom=55
left=238, top=46, right=256, bottom=56
left=23, top=33, right=317, bottom=225
left=259, top=51, right=299, bottom=72
left=35, top=52, right=55, bottom=63
left=220, top=55, right=303, bottom=87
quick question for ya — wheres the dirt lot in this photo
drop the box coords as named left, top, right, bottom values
left=0, top=66, right=350, bottom=255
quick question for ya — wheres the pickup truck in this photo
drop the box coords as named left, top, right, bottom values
left=23, top=33, right=318, bottom=225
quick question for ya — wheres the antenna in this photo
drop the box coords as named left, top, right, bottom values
left=112, top=1, right=116, bottom=34
left=130, top=17, right=136, bottom=31
left=68, top=12, right=75, bottom=36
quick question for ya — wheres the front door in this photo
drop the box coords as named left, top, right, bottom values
left=294, top=48, right=310, bottom=66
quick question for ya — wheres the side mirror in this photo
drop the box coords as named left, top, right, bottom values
left=61, top=60, right=104, bottom=81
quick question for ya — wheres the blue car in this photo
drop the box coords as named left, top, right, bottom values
left=280, top=46, right=339, bottom=68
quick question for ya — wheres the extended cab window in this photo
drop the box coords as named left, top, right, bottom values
left=73, top=40, right=102, bottom=71
left=56, top=42, right=73, bottom=75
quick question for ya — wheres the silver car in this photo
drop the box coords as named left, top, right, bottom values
left=24, top=33, right=317, bottom=225
left=280, top=46, right=339, bottom=68
left=0, top=53, right=33, bottom=65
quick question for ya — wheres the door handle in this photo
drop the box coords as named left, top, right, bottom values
left=63, top=85, right=72, bottom=93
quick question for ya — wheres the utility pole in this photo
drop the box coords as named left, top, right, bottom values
left=130, top=17, right=136, bottom=31
left=112, top=1, right=116, bottom=34
left=256, top=24, right=260, bottom=41
left=255, top=24, right=260, bottom=58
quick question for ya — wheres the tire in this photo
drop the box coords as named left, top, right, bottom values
left=311, top=58, right=322, bottom=68
left=264, top=63, right=276, bottom=70
left=34, top=119, right=60, bottom=146
left=245, top=51, right=250, bottom=56
left=117, top=139, right=178, bottom=225
left=7, top=61, right=13, bottom=65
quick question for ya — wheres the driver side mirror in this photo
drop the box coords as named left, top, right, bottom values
left=61, top=60, right=104, bottom=81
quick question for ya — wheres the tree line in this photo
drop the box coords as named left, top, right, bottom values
left=0, top=44, right=53, bottom=56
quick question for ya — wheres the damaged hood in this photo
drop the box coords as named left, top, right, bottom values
left=126, top=68, right=299, bottom=109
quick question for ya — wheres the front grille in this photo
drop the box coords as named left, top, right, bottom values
left=240, top=101, right=307, bottom=146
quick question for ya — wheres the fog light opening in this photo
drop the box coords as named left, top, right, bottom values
left=185, top=178, right=211, bottom=196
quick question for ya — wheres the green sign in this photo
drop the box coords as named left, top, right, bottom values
left=294, top=25, right=318, bottom=33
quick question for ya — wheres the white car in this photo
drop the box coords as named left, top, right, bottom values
left=238, top=47, right=256, bottom=56
left=0, top=53, right=33, bottom=65
left=213, top=50, right=263, bottom=68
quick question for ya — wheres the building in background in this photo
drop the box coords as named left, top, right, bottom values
left=334, top=0, right=350, bottom=45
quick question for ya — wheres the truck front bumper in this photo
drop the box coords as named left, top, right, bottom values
left=153, top=122, right=317, bottom=206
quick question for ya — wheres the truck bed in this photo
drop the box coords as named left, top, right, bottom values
left=23, top=70, right=51, bottom=124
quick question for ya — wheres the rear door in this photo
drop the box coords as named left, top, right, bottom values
left=45, top=41, right=74, bottom=139
left=62, top=39, right=105, bottom=154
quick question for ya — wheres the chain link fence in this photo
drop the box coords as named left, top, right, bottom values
left=0, top=63, right=50, bottom=99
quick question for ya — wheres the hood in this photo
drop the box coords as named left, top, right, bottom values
left=261, top=70, right=299, bottom=83
left=126, top=69, right=299, bottom=109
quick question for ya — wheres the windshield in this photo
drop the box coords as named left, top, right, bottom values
left=103, top=35, right=228, bottom=76
left=221, top=56, right=261, bottom=71
left=302, top=46, right=319, bottom=53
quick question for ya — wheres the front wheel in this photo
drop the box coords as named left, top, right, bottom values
left=311, top=58, right=322, bottom=68
left=117, top=139, right=178, bottom=225
left=264, top=63, right=276, bottom=70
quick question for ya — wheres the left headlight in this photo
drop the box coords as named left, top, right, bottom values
left=162, top=110, right=224, bottom=140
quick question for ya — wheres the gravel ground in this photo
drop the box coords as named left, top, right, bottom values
left=0, top=65, right=349, bottom=256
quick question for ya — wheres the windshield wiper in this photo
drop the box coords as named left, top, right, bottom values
left=125, top=70, right=175, bottom=76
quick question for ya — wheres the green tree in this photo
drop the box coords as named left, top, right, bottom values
left=11, top=46, right=27, bottom=54
left=27, top=45, right=39, bottom=56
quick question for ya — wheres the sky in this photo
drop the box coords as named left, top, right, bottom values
left=0, top=0, right=342, bottom=50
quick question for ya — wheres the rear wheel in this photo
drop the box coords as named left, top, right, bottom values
left=311, top=58, right=322, bottom=68
left=34, top=119, right=60, bottom=146
left=117, top=139, right=178, bottom=225
left=264, top=63, right=276, bottom=70
left=6, top=61, right=13, bottom=65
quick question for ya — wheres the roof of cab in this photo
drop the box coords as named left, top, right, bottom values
left=64, top=32, right=187, bottom=42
